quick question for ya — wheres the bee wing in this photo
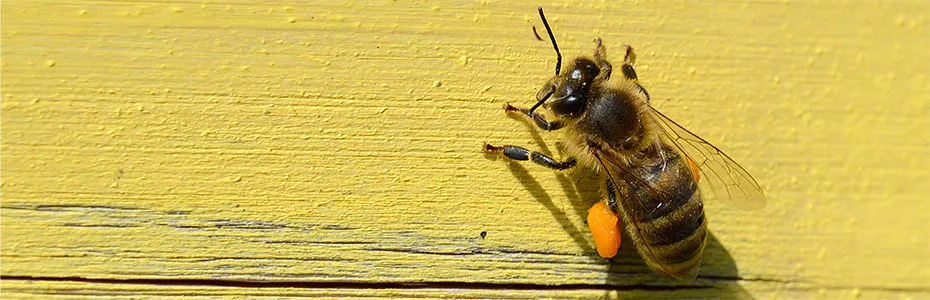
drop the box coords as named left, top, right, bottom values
left=590, top=150, right=667, bottom=213
left=589, top=149, right=687, bottom=278
left=647, top=107, right=766, bottom=210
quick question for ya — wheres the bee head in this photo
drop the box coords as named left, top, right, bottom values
left=538, top=58, right=600, bottom=118
left=527, top=7, right=600, bottom=119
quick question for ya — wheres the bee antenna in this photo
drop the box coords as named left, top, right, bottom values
left=527, top=88, right=553, bottom=115
left=537, top=6, right=561, bottom=75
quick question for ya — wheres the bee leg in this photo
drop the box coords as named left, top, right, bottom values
left=484, top=144, right=576, bottom=170
left=621, top=44, right=651, bottom=102
left=620, top=44, right=638, bottom=80
left=604, top=178, right=620, bottom=214
left=504, top=103, right=564, bottom=131
left=593, top=38, right=613, bottom=80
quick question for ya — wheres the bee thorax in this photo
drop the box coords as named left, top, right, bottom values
left=581, top=87, right=649, bottom=152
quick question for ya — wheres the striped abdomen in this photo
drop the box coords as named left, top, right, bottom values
left=610, top=147, right=707, bottom=280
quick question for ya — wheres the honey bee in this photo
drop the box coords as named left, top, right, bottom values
left=484, top=7, right=766, bottom=280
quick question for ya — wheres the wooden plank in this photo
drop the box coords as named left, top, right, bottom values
left=7, top=278, right=925, bottom=299
left=2, top=0, right=928, bottom=298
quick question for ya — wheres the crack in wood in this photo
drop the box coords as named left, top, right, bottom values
left=0, top=276, right=715, bottom=291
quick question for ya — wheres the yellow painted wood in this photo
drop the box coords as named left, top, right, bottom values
left=6, top=279, right=926, bottom=300
left=2, top=0, right=928, bottom=298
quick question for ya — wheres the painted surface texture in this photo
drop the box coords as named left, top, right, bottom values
left=2, top=1, right=928, bottom=298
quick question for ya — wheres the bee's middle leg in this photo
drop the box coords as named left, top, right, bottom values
left=504, top=103, right=564, bottom=131
left=484, top=144, right=576, bottom=170
left=617, top=45, right=635, bottom=79
left=620, top=45, right=651, bottom=102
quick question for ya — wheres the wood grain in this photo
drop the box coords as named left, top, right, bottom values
left=3, top=1, right=928, bottom=299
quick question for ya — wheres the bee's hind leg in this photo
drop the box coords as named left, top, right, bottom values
left=484, top=144, right=576, bottom=170
left=604, top=178, right=620, bottom=214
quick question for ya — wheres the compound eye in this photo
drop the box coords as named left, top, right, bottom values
left=570, top=58, right=600, bottom=83
left=550, top=94, right=586, bottom=117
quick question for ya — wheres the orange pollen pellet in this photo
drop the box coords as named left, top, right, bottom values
left=587, top=201, right=622, bottom=258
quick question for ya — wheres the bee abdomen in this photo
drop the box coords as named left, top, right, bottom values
left=641, top=195, right=705, bottom=247
left=619, top=151, right=708, bottom=279
left=635, top=191, right=707, bottom=279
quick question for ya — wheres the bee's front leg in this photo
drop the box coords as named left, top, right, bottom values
left=483, top=144, right=576, bottom=170
left=593, top=38, right=613, bottom=80
left=504, top=103, right=564, bottom=131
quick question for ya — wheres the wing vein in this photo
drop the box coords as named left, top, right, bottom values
left=647, top=107, right=766, bottom=210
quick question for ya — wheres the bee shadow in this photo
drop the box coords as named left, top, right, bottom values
left=599, top=231, right=754, bottom=299
left=490, top=152, right=753, bottom=297
left=484, top=111, right=601, bottom=256
left=490, top=111, right=754, bottom=298
left=502, top=162, right=595, bottom=255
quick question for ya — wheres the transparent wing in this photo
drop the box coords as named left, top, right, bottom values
left=648, top=107, right=766, bottom=210
left=589, top=150, right=682, bottom=278
left=591, top=150, right=667, bottom=214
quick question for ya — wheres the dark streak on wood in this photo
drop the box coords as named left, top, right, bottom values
left=1, top=276, right=716, bottom=291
